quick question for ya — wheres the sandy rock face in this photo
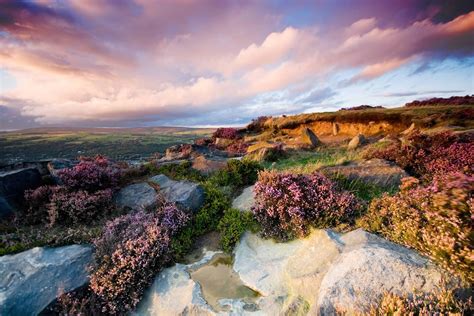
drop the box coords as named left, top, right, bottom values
left=231, top=185, right=255, bottom=212
left=347, top=134, right=366, bottom=150
left=301, top=128, right=321, bottom=148
left=0, top=245, right=93, bottom=316
left=233, top=229, right=442, bottom=315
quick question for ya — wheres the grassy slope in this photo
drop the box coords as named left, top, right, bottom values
left=267, top=105, right=474, bottom=130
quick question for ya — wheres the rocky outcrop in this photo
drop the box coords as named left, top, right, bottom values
left=150, top=174, right=205, bottom=213
left=0, top=167, right=42, bottom=219
left=232, top=185, right=255, bottom=212
left=134, top=263, right=214, bottom=315
left=401, top=122, right=416, bottom=135
left=246, top=142, right=284, bottom=162
left=114, top=182, right=158, bottom=211
left=301, top=127, right=321, bottom=147
left=233, top=229, right=443, bottom=315
left=347, top=134, right=366, bottom=150
left=192, top=155, right=227, bottom=175
left=321, top=158, right=408, bottom=187
left=0, top=245, right=93, bottom=316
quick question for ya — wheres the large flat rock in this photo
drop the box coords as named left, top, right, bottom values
left=233, top=229, right=442, bottom=314
left=150, top=174, right=205, bottom=213
left=114, top=182, right=158, bottom=211
left=0, top=244, right=93, bottom=316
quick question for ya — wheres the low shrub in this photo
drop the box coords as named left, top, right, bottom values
left=368, top=286, right=473, bottom=315
left=90, top=200, right=188, bottom=314
left=226, top=140, right=249, bottom=154
left=24, top=186, right=113, bottom=226
left=57, top=155, right=120, bottom=192
left=246, top=116, right=270, bottom=133
left=252, top=170, right=360, bottom=241
left=360, top=172, right=473, bottom=283
left=405, top=95, right=474, bottom=107
left=48, top=188, right=113, bottom=226
left=209, top=159, right=262, bottom=189
left=212, top=127, right=239, bottom=140
left=218, top=208, right=258, bottom=253
left=171, top=181, right=230, bottom=259
left=366, top=131, right=474, bottom=180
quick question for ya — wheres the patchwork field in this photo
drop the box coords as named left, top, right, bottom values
left=0, top=127, right=214, bottom=166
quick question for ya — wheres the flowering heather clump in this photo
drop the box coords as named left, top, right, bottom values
left=194, top=137, right=213, bottom=146
left=368, top=287, right=473, bottom=315
left=90, top=201, right=188, bottom=314
left=57, top=155, right=120, bottom=192
left=252, top=170, right=360, bottom=240
left=48, top=188, right=113, bottom=226
left=212, top=127, right=239, bottom=139
left=24, top=155, right=120, bottom=226
left=404, top=94, right=474, bottom=107
left=366, top=131, right=474, bottom=180
left=226, top=140, right=249, bottom=154
left=360, top=172, right=474, bottom=282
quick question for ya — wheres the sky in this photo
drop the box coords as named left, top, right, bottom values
left=0, top=0, right=473, bottom=129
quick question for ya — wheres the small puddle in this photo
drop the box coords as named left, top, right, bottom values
left=189, top=253, right=260, bottom=312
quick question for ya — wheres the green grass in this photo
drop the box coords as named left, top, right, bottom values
left=263, top=148, right=360, bottom=173
left=329, top=173, right=398, bottom=202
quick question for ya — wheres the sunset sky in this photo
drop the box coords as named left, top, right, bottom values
left=0, top=0, right=473, bottom=129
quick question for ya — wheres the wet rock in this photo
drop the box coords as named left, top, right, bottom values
left=232, top=185, right=255, bottom=212
left=150, top=174, right=205, bottom=213
left=114, top=182, right=158, bottom=211
left=133, top=264, right=213, bottom=316
left=0, top=167, right=42, bottom=218
left=301, top=128, right=321, bottom=147
left=0, top=245, right=93, bottom=316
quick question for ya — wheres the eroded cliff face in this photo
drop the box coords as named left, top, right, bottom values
left=293, top=120, right=408, bottom=137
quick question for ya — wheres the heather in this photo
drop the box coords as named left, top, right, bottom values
left=252, top=170, right=360, bottom=241
left=57, top=155, right=120, bottom=192
left=360, top=173, right=474, bottom=283
left=365, top=131, right=474, bottom=181
left=405, top=95, right=474, bottom=107
left=24, top=156, right=120, bottom=226
left=212, top=127, right=240, bottom=140
left=367, top=286, right=473, bottom=315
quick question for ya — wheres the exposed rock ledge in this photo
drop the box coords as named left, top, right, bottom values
left=135, top=229, right=443, bottom=315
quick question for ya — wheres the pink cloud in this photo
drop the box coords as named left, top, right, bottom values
left=0, top=1, right=473, bottom=126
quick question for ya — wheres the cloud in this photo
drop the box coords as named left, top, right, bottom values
left=0, top=1, right=473, bottom=127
